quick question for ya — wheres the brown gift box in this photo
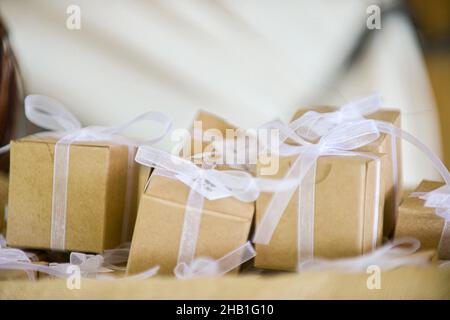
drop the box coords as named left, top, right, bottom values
left=127, top=111, right=255, bottom=275
left=6, top=135, right=139, bottom=253
left=255, top=154, right=386, bottom=271
left=292, top=108, right=401, bottom=237
left=395, top=180, right=449, bottom=259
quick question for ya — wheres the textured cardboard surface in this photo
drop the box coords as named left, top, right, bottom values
left=255, top=155, right=385, bottom=271
left=6, top=136, right=138, bottom=253
left=127, top=112, right=254, bottom=275
left=0, top=266, right=448, bottom=299
left=127, top=175, right=254, bottom=274
left=292, top=108, right=401, bottom=237
left=395, top=180, right=448, bottom=259
left=0, top=173, right=7, bottom=232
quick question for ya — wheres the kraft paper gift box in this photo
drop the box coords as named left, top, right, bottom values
left=6, top=135, right=139, bottom=253
left=126, top=172, right=255, bottom=275
left=394, top=180, right=450, bottom=259
left=127, top=111, right=254, bottom=275
left=292, top=107, right=401, bottom=237
left=255, top=154, right=386, bottom=271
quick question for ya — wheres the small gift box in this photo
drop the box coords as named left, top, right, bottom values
left=126, top=160, right=255, bottom=275
left=292, top=105, right=401, bottom=237
left=253, top=101, right=390, bottom=272
left=7, top=136, right=136, bottom=253
left=127, top=112, right=256, bottom=276
left=394, top=180, right=450, bottom=260
left=6, top=95, right=171, bottom=253
left=255, top=154, right=386, bottom=271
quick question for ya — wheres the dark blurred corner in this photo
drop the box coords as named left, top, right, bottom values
left=407, top=0, right=450, bottom=168
left=0, top=17, right=22, bottom=173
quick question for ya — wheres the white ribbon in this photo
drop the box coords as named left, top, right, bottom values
left=253, top=119, right=383, bottom=266
left=0, top=235, right=66, bottom=280
left=298, top=237, right=430, bottom=272
left=135, top=146, right=295, bottom=278
left=23, top=95, right=172, bottom=250
left=0, top=235, right=159, bottom=280
left=173, top=241, right=256, bottom=279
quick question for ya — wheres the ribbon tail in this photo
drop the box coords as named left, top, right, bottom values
left=176, top=182, right=204, bottom=268
left=297, top=160, right=317, bottom=266
left=210, top=241, right=256, bottom=275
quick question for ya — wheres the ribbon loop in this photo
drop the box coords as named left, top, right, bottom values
left=25, top=95, right=82, bottom=132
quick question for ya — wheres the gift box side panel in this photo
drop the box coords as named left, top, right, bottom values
left=127, top=181, right=253, bottom=275
left=394, top=180, right=445, bottom=251
left=56, top=143, right=112, bottom=253
left=7, top=139, right=113, bottom=253
left=103, top=144, right=135, bottom=249
left=7, top=140, right=55, bottom=249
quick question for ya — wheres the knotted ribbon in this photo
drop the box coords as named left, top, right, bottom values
left=135, top=145, right=294, bottom=278
left=253, top=119, right=383, bottom=266
left=24, top=95, right=172, bottom=250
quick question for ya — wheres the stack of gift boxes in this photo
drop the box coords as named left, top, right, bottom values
left=0, top=94, right=448, bottom=280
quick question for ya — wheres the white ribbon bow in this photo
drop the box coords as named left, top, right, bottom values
left=135, top=146, right=296, bottom=278
left=253, top=119, right=383, bottom=266
left=291, top=94, right=382, bottom=141
left=23, top=95, right=172, bottom=250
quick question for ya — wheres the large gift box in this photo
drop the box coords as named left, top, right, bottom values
left=255, top=154, right=386, bottom=271
left=127, top=112, right=255, bottom=275
left=6, top=135, right=139, bottom=253
left=395, top=180, right=450, bottom=259
left=292, top=107, right=401, bottom=237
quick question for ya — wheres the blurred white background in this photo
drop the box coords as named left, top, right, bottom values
left=0, top=0, right=443, bottom=188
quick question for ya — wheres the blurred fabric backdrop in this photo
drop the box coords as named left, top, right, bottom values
left=0, top=0, right=448, bottom=190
